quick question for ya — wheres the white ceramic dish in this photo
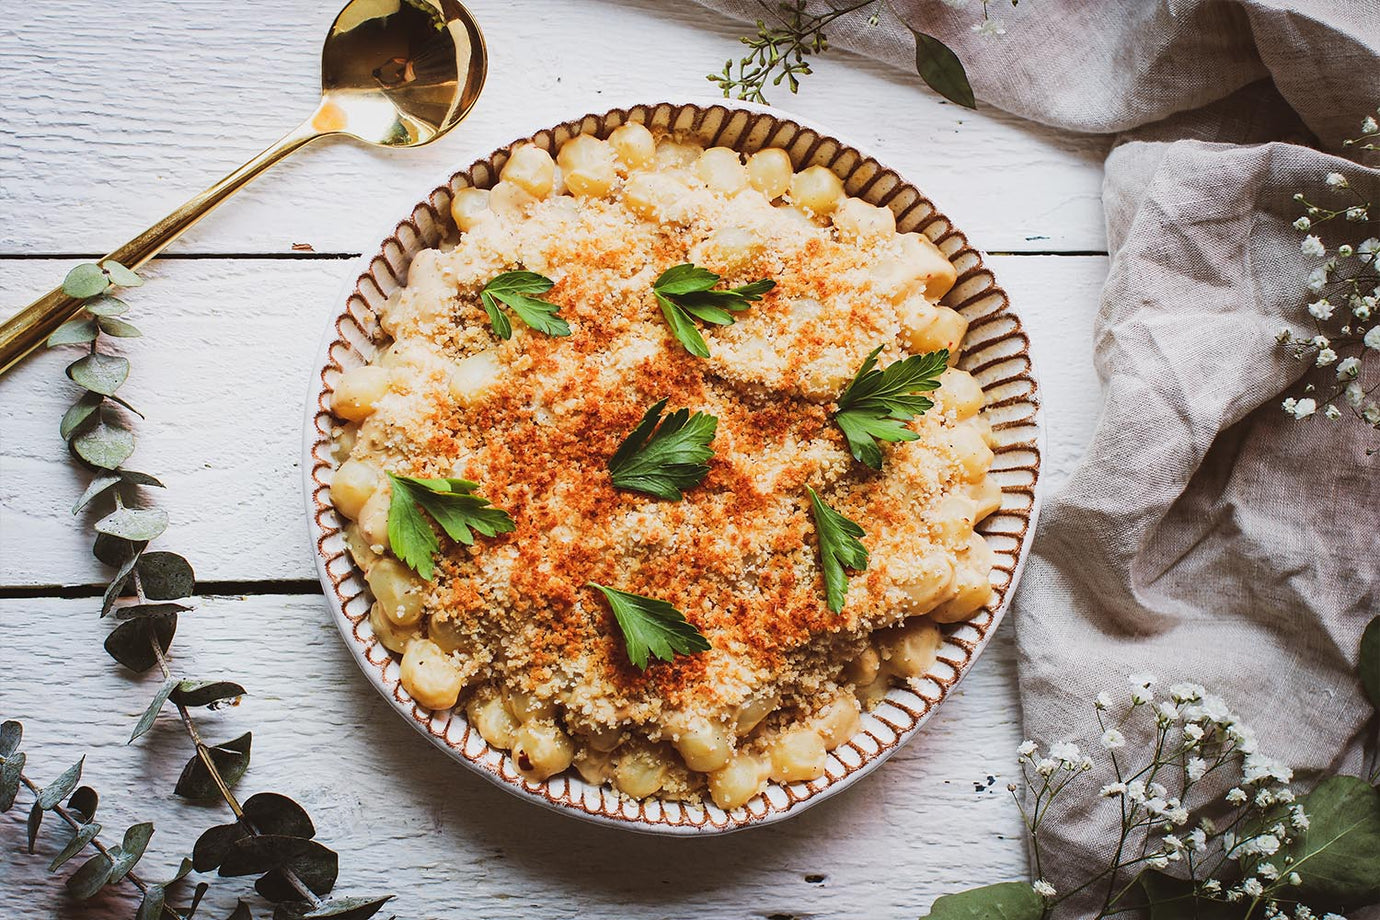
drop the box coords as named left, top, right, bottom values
left=303, top=99, right=1042, bottom=835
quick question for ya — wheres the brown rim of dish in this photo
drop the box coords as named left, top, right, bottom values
left=304, top=101, right=1041, bottom=834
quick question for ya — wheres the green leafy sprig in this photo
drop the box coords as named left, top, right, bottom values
left=608, top=399, right=718, bottom=500
left=651, top=263, right=774, bottom=358
left=806, top=486, right=868, bottom=613
left=479, top=270, right=571, bottom=340
left=386, top=474, right=516, bottom=580
left=587, top=583, right=712, bottom=670
left=36, top=263, right=394, bottom=920
left=834, top=345, right=948, bottom=469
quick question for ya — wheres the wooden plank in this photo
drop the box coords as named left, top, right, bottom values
left=0, top=594, right=1026, bottom=919
left=0, top=254, right=1107, bottom=588
left=0, top=0, right=1109, bottom=257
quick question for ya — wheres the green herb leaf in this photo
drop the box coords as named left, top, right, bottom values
left=62, top=263, right=110, bottom=299
left=652, top=263, right=774, bottom=357
left=1281, top=774, right=1380, bottom=907
left=385, top=474, right=515, bottom=580
left=104, top=614, right=176, bottom=673
left=174, top=732, right=252, bottom=800
left=834, top=346, right=948, bottom=469
left=71, top=412, right=136, bottom=469
left=912, top=31, right=976, bottom=109
left=172, top=680, right=246, bottom=709
left=47, top=318, right=98, bottom=347
left=49, top=822, right=102, bottom=872
left=0, top=751, right=25, bottom=813
left=84, top=296, right=128, bottom=317
left=66, top=851, right=114, bottom=900
left=243, top=792, right=315, bottom=839
left=587, top=582, right=710, bottom=670
left=479, top=270, right=571, bottom=339
left=60, top=392, right=104, bottom=442
left=37, top=757, right=84, bottom=810
left=100, top=260, right=142, bottom=287
left=137, top=552, right=196, bottom=600
left=97, top=316, right=142, bottom=338
left=1360, top=615, right=1380, bottom=711
left=95, top=506, right=169, bottom=542
left=1, top=720, right=22, bottom=757
left=918, top=881, right=1045, bottom=920
left=67, top=352, right=129, bottom=396
left=108, top=822, right=154, bottom=883
left=67, top=786, right=98, bottom=823
left=807, top=487, right=868, bottom=613
left=137, top=885, right=166, bottom=920
left=303, top=896, right=395, bottom=919
left=608, top=398, right=718, bottom=500
left=193, top=822, right=249, bottom=872
left=130, top=677, right=179, bottom=743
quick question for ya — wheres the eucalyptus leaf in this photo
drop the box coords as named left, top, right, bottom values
left=101, top=260, right=142, bottom=287
left=67, top=352, right=129, bottom=396
left=102, top=544, right=143, bottom=617
left=66, top=851, right=114, bottom=900
left=72, top=414, right=136, bottom=470
left=243, top=792, right=313, bottom=839
left=1361, top=615, right=1379, bottom=711
left=219, top=834, right=337, bottom=897
left=48, top=821, right=102, bottom=871
left=1282, top=774, right=1380, bottom=907
left=130, top=677, right=179, bottom=742
left=60, top=392, right=105, bottom=443
left=227, top=901, right=253, bottom=920
left=96, top=506, right=169, bottom=542
left=273, top=904, right=314, bottom=920
left=918, top=882, right=1044, bottom=920
left=105, top=390, right=144, bottom=419
left=911, top=30, right=976, bottom=109
left=137, top=885, right=166, bottom=920
left=115, top=602, right=194, bottom=620
left=98, top=316, right=142, bottom=338
left=119, top=470, right=164, bottom=488
left=85, top=295, right=128, bottom=317
left=0, top=751, right=25, bottom=813
left=93, top=532, right=144, bottom=567
left=257, top=867, right=307, bottom=904
left=303, top=896, right=394, bottom=920
left=1140, top=870, right=1243, bottom=920
left=0, top=720, right=21, bottom=757
left=187, top=881, right=210, bottom=918
left=36, top=756, right=84, bottom=809
left=138, top=552, right=196, bottom=601
left=166, top=856, right=195, bottom=884
left=175, top=732, right=252, bottom=800
left=67, top=786, right=99, bottom=823
left=173, top=680, right=246, bottom=709
left=63, top=263, right=110, bottom=299
left=47, top=318, right=98, bottom=347
left=104, top=614, right=177, bottom=673
left=109, top=822, right=154, bottom=883
left=27, top=801, right=43, bottom=852
left=193, top=822, right=249, bottom=872
left=73, top=473, right=121, bottom=514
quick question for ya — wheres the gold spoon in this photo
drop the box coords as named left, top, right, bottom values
left=0, top=0, right=486, bottom=376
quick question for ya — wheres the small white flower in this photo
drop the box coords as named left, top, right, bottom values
left=939, top=0, right=970, bottom=6
left=1227, top=787, right=1248, bottom=804
left=1320, top=912, right=1343, bottom=920
left=1364, top=115, right=1379, bottom=133
left=1243, top=878, right=1265, bottom=897
left=1288, top=872, right=1302, bottom=886
left=1347, top=381, right=1365, bottom=406
left=1127, top=780, right=1147, bottom=803
left=1017, top=740, right=1038, bottom=757
left=1156, top=701, right=1180, bottom=723
left=1187, top=828, right=1207, bottom=852
left=1184, top=723, right=1205, bottom=742
left=1364, top=325, right=1380, bottom=350
left=1095, top=691, right=1114, bottom=710
left=1100, top=782, right=1127, bottom=797
left=1202, top=879, right=1222, bottom=894
left=1316, top=348, right=1338, bottom=366
left=1325, top=404, right=1342, bottom=420
left=1148, top=855, right=1170, bottom=870
left=1187, top=757, right=1208, bottom=781
left=1167, top=806, right=1190, bottom=826
left=1163, top=833, right=1184, bottom=851
left=1307, top=265, right=1329, bottom=291
left=971, top=16, right=1007, bottom=37
left=1346, top=207, right=1368, bottom=222
left=1289, top=397, right=1317, bottom=419
left=1032, top=880, right=1056, bottom=898
left=1282, top=397, right=1298, bottom=413
left=1308, top=298, right=1334, bottom=320
left=1049, top=741, right=1082, bottom=764
left=1296, top=907, right=1317, bottom=920
left=1257, top=788, right=1276, bottom=808
left=1131, top=686, right=1153, bottom=705
left=1325, top=171, right=1348, bottom=188
left=1276, top=788, right=1295, bottom=803
left=1150, top=782, right=1169, bottom=799
left=1169, top=682, right=1204, bottom=702
left=1242, top=834, right=1282, bottom=857
left=1359, top=237, right=1380, bottom=257
left=1101, top=728, right=1126, bottom=750
left=1302, top=235, right=1327, bottom=256
left=1313, top=334, right=1330, bottom=348
left=1337, top=356, right=1361, bottom=378
left=1366, top=403, right=1380, bottom=424
left=1294, top=216, right=1312, bottom=231
left=1355, top=297, right=1374, bottom=320
left=1258, top=862, right=1280, bottom=880
left=1291, top=805, right=1310, bottom=830
left=1036, top=758, right=1057, bottom=776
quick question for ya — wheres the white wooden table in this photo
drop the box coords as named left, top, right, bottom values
left=0, top=2, right=1110, bottom=916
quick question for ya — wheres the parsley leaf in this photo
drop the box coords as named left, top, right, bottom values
left=651, top=263, right=775, bottom=357
left=587, top=582, right=711, bottom=670
left=807, top=486, right=868, bottom=614
left=608, top=398, right=718, bottom=500
left=385, top=474, right=515, bottom=579
left=479, top=270, right=572, bottom=340
left=834, top=345, right=949, bottom=469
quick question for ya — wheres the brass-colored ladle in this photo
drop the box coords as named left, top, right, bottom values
left=0, top=0, right=486, bottom=376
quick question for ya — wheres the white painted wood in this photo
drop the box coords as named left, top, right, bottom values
left=0, top=254, right=1105, bottom=589
left=0, top=0, right=1109, bottom=257
left=0, top=595, right=1026, bottom=919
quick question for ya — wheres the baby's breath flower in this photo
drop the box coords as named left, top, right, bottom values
left=1032, top=880, right=1056, bottom=898
left=1309, top=298, right=1335, bottom=320
left=1036, top=758, right=1057, bottom=776
left=1337, top=356, right=1361, bottom=378
left=1156, top=701, right=1179, bottom=723
left=1346, top=381, right=1365, bottom=407
left=1325, top=172, right=1349, bottom=189
left=1287, top=397, right=1317, bottom=419
left=1366, top=403, right=1380, bottom=424
left=1302, top=235, right=1327, bottom=257
left=1184, top=723, right=1205, bottom=742
left=1312, top=334, right=1330, bottom=348
left=1187, top=827, right=1207, bottom=851
left=1095, top=691, right=1113, bottom=710
left=1346, top=207, right=1368, bottom=222
left=1127, top=780, right=1147, bottom=804
left=1257, top=788, right=1276, bottom=808
left=1101, top=728, right=1126, bottom=750
left=1049, top=741, right=1082, bottom=765
left=1243, top=753, right=1293, bottom=785
left=1163, top=833, right=1184, bottom=851
left=1364, top=325, right=1380, bottom=350
left=1325, top=404, right=1342, bottom=420
left=1187, top=756, right=1208, bottom=781
left=1359, top=237, right=1380, bottom=257
left=971, top=16, right=1006, bottom=37
left=1202, top=879, right=1222, bottom=895
left=1339, top=244, right=1356, bottom=258
left=1167, top=806, right=1190, bottom=826
left=1258, top=862, right=1280, bottom=880
left=1147, top=855, right=1170, bottom=870
left=1307, top=265, right=1329, bottom=291
left=1243, top=878, right=1265, bottom=897
left=1099, top=782, right=1127, bottom=797
left=1275, top=788, right=1295, bottom=803
left=1169, top=682, right=1204, bottom=702
left=1294, top=216, right=1312, bottom=231
left=1017, top=740, right=1037, bottom=757
left=1227, top=787, right=1248, bottom=804
left=1291, top=805, right=1309, bottom=830
left=1364, top=115, right=1379, bottom=134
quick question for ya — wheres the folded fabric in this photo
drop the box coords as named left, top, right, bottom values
left=694, top=0, right=1378, bottom=912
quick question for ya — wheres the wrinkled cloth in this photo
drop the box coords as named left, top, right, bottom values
left=694, top=0, right=1380, bottom=912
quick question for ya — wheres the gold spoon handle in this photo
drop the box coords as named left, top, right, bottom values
left=0, top=120, right=324, bottom=377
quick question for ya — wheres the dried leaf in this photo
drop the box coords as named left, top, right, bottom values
left=130, top=678, right=179, bottom=742
left=60, top=392, right=104, bottom=441
left=67, top=352, right=129, bottom=396
left=302, top=896, right=394, bottom=920
left=193, top=822, right=249, bottom=872
left=67, top=786, right=99, bottom=823
left=173, top=680, right=246, bottom=709
left=0, top=720, right=21, bottom=757
left=104, top=614, right=177, bottom=673
left=85, top=295, right=128, bottom=317
left=137, top=885, right=166, bottom=920
left=115, top=602, right=194, bottom=620
left=27, top=801, right=43, bottom=852
left=96, top=506, right=169, bottom=542
left=911, top=30, right=976, bottom=109
left=37, top=756, right=84, bottom=809
left=72, top=413, right=136, bottom=470
left=109, top=822, right=154, bottom=883
left=98, top=316, right=142, bottom=338
left=0, top=751, right=26, bottom=812
left=243, top=793, right=314, bottom=839
left=62, top=263, right=110, bottom=299
left=100, top=260, right=142, bottom=287
left=48, top=821, right=102, bottom=871
left=138, top=552, right=196, bottom=601
left=66, top=851, right=114, bottom=900
left=73, top=473, right=122, bottom=514
left=47, top=318, right=98, bottom=347
left=175, top=733, right=252, bottom=800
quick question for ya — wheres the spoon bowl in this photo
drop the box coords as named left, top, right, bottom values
left=0, top=0, right=487, bottom=376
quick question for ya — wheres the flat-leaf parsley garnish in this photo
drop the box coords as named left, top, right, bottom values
left=587, top=582, right=711, bottom=670
left=479, top=270, right=572, bottom=340
left=608, top=398, right=718, bottom=500
left=386, top=474, right=515, bottom=580
left=834, top=345, right=949, bottom=470
left=651, top=263, right=775, bottom=358
left=807, top=486, right=868, bottom=614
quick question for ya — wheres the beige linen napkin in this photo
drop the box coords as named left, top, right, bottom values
left=695, top=0, right=1379, bottom=908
